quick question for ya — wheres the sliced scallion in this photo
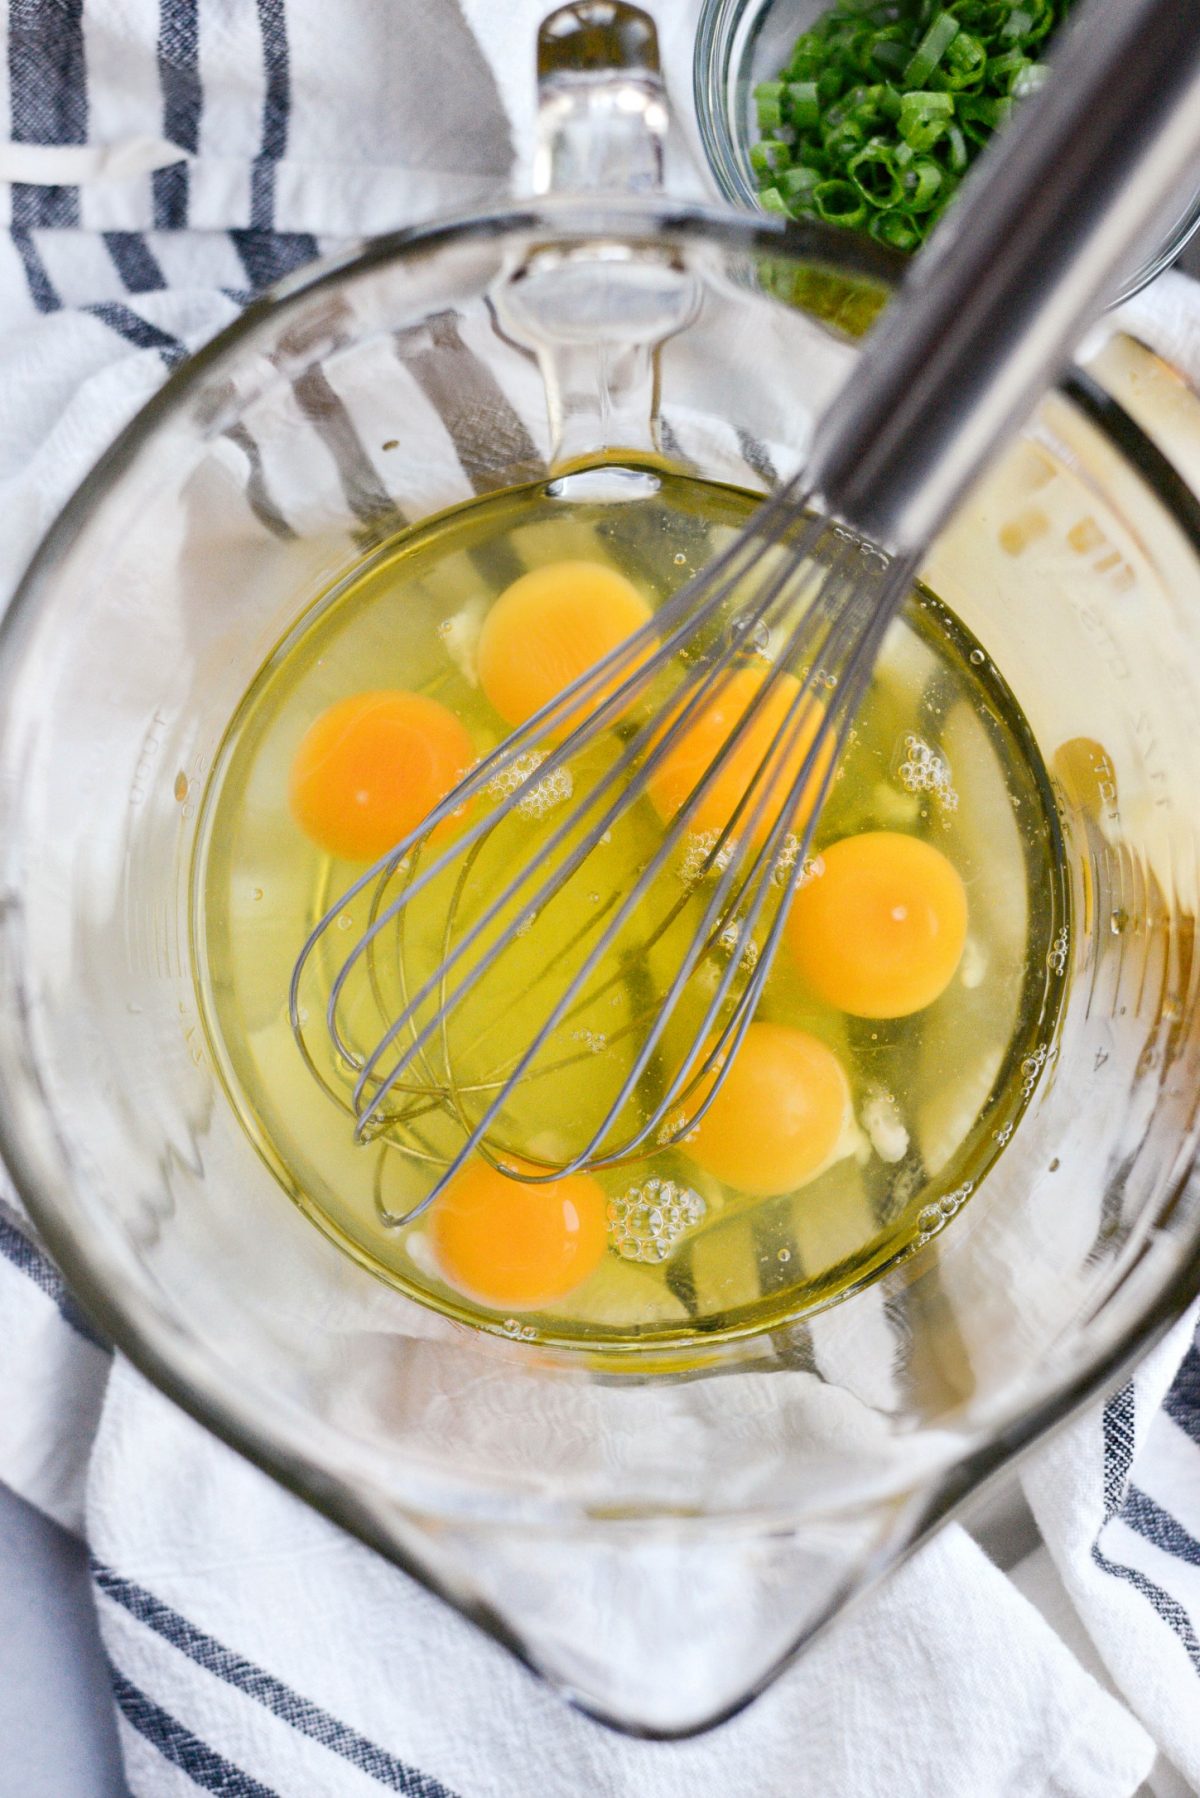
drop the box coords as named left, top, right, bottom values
left=750, top=0, right=1073, bottom=252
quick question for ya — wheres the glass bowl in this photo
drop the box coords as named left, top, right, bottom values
left=693, top=0, right=1200, bottom=301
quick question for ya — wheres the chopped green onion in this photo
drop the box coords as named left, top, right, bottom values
left=816, top=65, right=847, bottom=106
left=899, top=89, right=954, bottom=149
left=903, top=11, right=960, bottom=86
left=751, top=0, right=1074, bottom=253
left=1011, top=60, right=1050, bottom=97
left=750, top=139, right=793, bottom=176
left=780, top=164, right=823, bottom=200
left=987, top=47, right=1033, bottom=91
left=950, top=3, right=1012, bottom=40
left=939, top=29, right=987, bottom=89
left=870, top=37, right=909, bottom=76
left=849, top=138, right=905, bottom=206
left=957, top=93, right=1013, bottom=142
left=786, top=80, right=822, bottom=129
left=787, top=33, right=826, bottom=78
left=869, top=208, right=924, bottom=250
left=823, top=117, right=867, bottom=162
left=902, top=156, right=945, bottom=210
left=813, top=179, right=869, bottom=227
left=941, top=121, right=969, bottom=171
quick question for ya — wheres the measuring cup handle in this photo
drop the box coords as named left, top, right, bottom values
left=533, top=2, right=668, bottom=197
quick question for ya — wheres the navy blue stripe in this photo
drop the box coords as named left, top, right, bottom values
left=224, top=423, right=297, bottom=540
left=153, top=0, right=201, bottom=228
left=1163, top=1330, right=1200, bottom=1444
left=0, top=1200, right=106, bottom=1347
left=1124, top=1484, right=1200, bottom=1569
left=1101, top=1380, right=1136, bottom=1521
left=394, top=312, right=544, bottom=495
left=86, top=302, right=186, bottom=369
left=250, top=0, right=292, bottom=229
left=152, top=162, right=190, bottom=233
left=8, top=0, right=85, bottom=228
left=1091, top=1388, right=1200, bottom=1676
left=658, top=415, right=693, bottom=469
left=94, top=1563, right=459, bottom=1797
left=111, top=1666, right=280, bottom=1797
left=735, top=426, right=780, bottom=492
left=11, top=226, right=60, bottom=312
left=12, top=239, right=184, bottom=372
left=291, top=366, right=399, bottom=535
left=1091, top=1536, right=1200, bottom=1675
left=103, top=233, right=167, bottom=294
left=229, top=229, right=319, bottom=292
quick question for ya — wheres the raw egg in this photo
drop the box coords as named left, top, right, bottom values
left=647, top=667, right=832, bottom=849
left=682, top=1021, right=850, bottom=1197
left=477, top=559, right=654, bottom=732
left=787, top=830, right=968, bottom=1018
left=289, top=690, right=473, bottom=862
left=430, top=1157, right=608, bottom=1309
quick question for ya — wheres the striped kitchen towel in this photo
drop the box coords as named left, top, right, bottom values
left=0, top=2, right=1198, bottom=1795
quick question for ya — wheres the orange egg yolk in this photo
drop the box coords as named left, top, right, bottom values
left=647, top=667, right=833, bottom=850
left=429, top=1157, right=608, bottom=1310
left=289, top=690, right=474, bottom=862
left=477, top=559, right=654, bottom=733
left=787, top=830, right=968, bottom=1018
left=682, top=1021, right=850, bottom=1197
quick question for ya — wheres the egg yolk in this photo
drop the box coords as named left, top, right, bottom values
left=430, top=1157, right=608, bottom=1309
left=477, top=559, right=654, bottom=733
left=682, top=1021, right=850, bottom=1197
left=289, top=690, right=474, bottom=862
left=647, top=667, right=833, bottom=850
left=787, top=830, right=968, bottom=1018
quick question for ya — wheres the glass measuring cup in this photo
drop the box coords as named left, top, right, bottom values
left=0, top=1, right=1197, bottom=1737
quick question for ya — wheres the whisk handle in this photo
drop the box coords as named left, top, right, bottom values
left=805, top=0, right=1200, bottom=554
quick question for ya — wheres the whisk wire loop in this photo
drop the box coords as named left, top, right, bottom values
left=566, top=540, right=909, bottom=1174
left=349, top=503, right=835, bottom=1139
left=292, top=469, right=808, bottom=1070
left=290, top=478, right=912, bottom=1222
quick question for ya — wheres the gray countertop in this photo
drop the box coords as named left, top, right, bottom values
left=0, top=1483, right=129, bottom=1797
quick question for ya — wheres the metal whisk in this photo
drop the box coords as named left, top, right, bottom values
left=292, top=0, right=1200, bottom=1222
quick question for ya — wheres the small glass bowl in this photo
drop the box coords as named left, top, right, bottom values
left=693, top=0, right=1200, bottom=302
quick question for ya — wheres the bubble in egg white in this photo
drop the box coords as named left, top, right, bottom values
left=718, top=921, right=759, bottom=971
left=771, top=834, right=823, bottom=890
left=656, top=1108, right=700, bottom=1147
left=607, top=1178, right=706, bottom=1263
left=487, top=750, right=573, bottom=818
left=898, top=733, right=958, bottom=813
left=729, top=611, right=772, bottom=656
left=679, top=829, right=736, bottom=887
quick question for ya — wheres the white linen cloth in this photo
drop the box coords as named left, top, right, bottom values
left=0, top=2, right=1198, bottom=1794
